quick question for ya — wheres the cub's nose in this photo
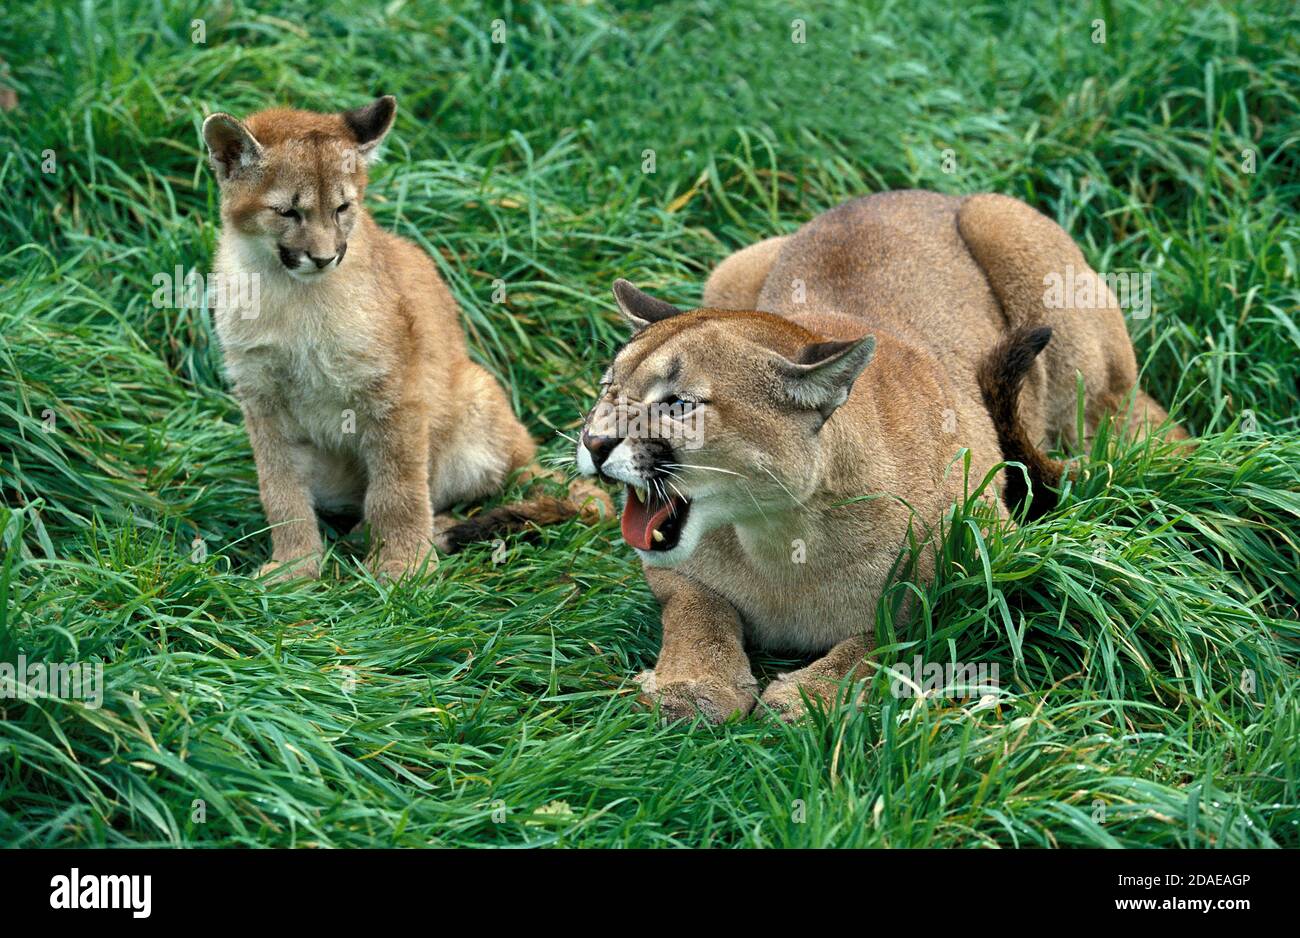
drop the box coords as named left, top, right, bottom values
left=309, top=254, right=336, bottom=269
left=581, top=428, right=619, bottom=470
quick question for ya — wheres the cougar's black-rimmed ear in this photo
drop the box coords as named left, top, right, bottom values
left=341, top=95, right=397, bottom=164
left=612, top=279, right=685, bottom=330
left=201, top=113, right=264, bottom=184
left=775, top=334, right=877, bottom=422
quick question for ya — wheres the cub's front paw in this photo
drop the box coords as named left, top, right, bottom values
left=757, top=671, right=838, bottom=722
left=366, top=548, right=434, bottom=582
left=567, top=479, right=614, bottom=523
left=633, top=669, right=758, bottom=725
left=431, top=514, right=462, bottom=554
left=258, top=557, right=319, bottom=583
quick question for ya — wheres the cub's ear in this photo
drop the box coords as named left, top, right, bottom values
left=612, top=279, right=685, bottom=330
left=776, top=335, right=876, bottom=422
left=202, top=113, right=264, bottom=184
left=342, top=95, right=397, bottom=164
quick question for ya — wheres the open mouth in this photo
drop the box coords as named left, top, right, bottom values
left=620, top=484, right=690, bottom=552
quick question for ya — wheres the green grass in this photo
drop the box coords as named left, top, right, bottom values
left=1, top=0, right=1297, bottom=847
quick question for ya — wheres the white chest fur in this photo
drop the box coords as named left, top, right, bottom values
left=213, top=239, right=392, bottom=451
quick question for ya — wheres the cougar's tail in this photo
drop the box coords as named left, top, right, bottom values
left=977, top=326, right=1066, bottom=521
left=434, top=476, right=612, bottom=554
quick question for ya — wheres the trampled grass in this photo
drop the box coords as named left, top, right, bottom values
left=0, top=0, right=1296, bottom=847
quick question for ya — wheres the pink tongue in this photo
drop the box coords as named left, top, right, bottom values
left=621, top=488, right=676, bottom=550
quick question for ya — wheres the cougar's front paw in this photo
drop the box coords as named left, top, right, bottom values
left=758, top=671, right=838, bottom=722
left=633, top=669, right=758, bottom=725
left=258, top=557, right=319, bottom=583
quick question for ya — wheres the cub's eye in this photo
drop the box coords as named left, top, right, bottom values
left=335, top=202, right=351, bottom=215
left=275, top=207, right=300, bottom=221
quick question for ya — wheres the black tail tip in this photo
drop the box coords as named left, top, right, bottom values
left=995, top=325, right=1054, bottom=381
left=1024, top=325, right=1053, bottom=356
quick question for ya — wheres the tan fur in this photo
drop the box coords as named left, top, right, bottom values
left=701, top=235, right=789, bottom=312
left=955, top=193, right=1188, bottom=445
left=582, top=190, right=1185, bottom=722
left=203, top=96, right=609, bottom=580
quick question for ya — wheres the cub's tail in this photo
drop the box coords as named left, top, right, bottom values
left=977, top=325, right=1065, bottom=521
left=433, top=475, right=612, bottom=554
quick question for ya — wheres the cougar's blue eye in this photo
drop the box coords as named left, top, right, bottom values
left=662, top=396, right=704, bottom=414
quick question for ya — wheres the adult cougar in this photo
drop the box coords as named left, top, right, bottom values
left=577, top=190, right=1184, bottom=722
left=202, top=95, right=608, bottom=580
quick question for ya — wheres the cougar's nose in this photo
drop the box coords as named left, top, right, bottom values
left=581, top=428, right=619, bottom=470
